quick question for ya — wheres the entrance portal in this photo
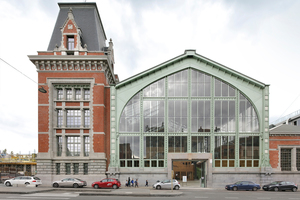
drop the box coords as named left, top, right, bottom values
left=172, top=160, right=206, bottom=186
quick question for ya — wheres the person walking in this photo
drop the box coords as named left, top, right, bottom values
left=135, top=179, right=138, bottom=187
left=128, top=177, right=131, bottom=187
left=145, top=180, right=148, bottom=187
left=131, top=179, right=134, bottom=187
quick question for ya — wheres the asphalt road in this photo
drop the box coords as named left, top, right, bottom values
left=0, top=189, right=299, bottom=200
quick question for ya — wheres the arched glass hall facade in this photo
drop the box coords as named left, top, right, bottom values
left=118, top=68, right=260, bottom=169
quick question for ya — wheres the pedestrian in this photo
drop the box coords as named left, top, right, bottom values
left=131, top=179, right=134, bottom=187
left=125, top=180, right=128, bottom=187
left=145, top=180, right=148, bottom=187
left=128, top=177, right=131, bottom=187
left=135, top=179, right=138, bottom=187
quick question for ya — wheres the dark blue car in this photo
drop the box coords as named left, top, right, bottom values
left=225, top=181, right=261, bottom=191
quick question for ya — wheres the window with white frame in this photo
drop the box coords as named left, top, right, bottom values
left=57, top=89, right=63, bottom=100
left=67, top=136, right=81, bottom=156
left=84, top=136, right=90, bottom=156
left=75, top=89, right=81, bottom=100
left=57, top=110, right=63, bottom=127
left=66, top=89, right=72, bottom=100
left=84, top=110, right=90, bottom=127
left=84, top=89, right=90, bottom=100
left=67, top=110, right=81, bottom=128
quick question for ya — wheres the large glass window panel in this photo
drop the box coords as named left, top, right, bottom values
left=191, top=101, right=210, bottom=132
left=84, top=136, right=90, bottom=156
left=84, top=110, right=90, bottom=128
left=66, top=110, right=81, bottom=128
left=239, top=136, right=259, bottom=167
left=119, top=136, right=140, bottom=167
left=144, top=101, right=164, bottom=132
left=57, top=110, right=63, bottom=127
left=281, top=148, right=291, bottom=171
left=168, top=136, right=187, bottom=153
left=57, top=89, right=63, bottom=100
left=215, top=136, right=235, bottom=167
left=67, top=137, right=80, bottom=156
left=168, top=100, right=187, bottom=132
left=214, top=101, right=235, bottom=132
left=191, top=136, right=210, bottom=153
left=75, top=89, right=81, bottom=100
left=143, top=79, right=165, bottom=97
left=66, top=89, right=72, bottom=100
left=168, top=70, right=188, bottom=97
left=143, top=136, right=164, bottom=167
left=191, top=70, right=211, bottom=97
left=57, top=136, right=62, bottom=156
left=120, top=93, right=140, bottom=132
left=239, top=94, right=259, bottom=132
left=215, top=79, right=235, bottom=97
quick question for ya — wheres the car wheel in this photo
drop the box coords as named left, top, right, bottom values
left=25, top=182, right=30, bottom=185
left=156, top=185, right=161, bottom=190
left=233, top=187, right=238, bottom=191
left=5, top=182, right=11, bottom=187
left=174, top=185, right=179, bottom=190
left=94, top=184, right=99, bottom=189
left=112, top=184, right=118, bottom=189
left=73, top=183, right=79, bottom=188
left=274, top=187, right=279, bottom=192
left=252, top=187, right=257, bottom=191
left=53, top=183, right=59, bottom=188
left=292, top=187, right=297, bottom=192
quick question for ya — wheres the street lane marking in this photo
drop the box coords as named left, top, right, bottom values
left=225, top=198, right=238, bottom=199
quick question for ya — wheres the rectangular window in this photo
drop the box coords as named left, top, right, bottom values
left=168, top=136, right=187, bottom=153
left=239, top=136, right=259, bottom=167
left=84, top=89, right=90, bottom=100
left=191, top=101, right=211, bottom=132
left=84, top=163, right=88, bottom=175
left=66, top=89, right=72, bottom=100
left=84, top=110, right=90, bottom=128
left=56, top=163, right=60, bottom=175
left=67, top=136, right=81, bottom=156
left=57, top=110, right=63, bottom=128
left=57, top=136, right=62, bottom=156
left=68, top=36, right=75, bottom=50
left=73, top=163, right=79, bottom=175
left=297, top=149, right=300, bottom=171
left=144, top=101, right=164, bottom=132
left=75, top=89, right=81, bottom=100
left=191, top=136, right=210, bottom=153
left=214, top=136, right=235, bottom=167
left=168, top=100, right=188, bottom=132
left=65, top=163, right=71, bottom=175
left=57, top=89, right=63, bottom=100
left=214, top=100, right=235, bottom=132
left=168, top=70, right=188, bottom=97
left=84, top=136, right=90, bottom=156
left=67, top=110, right=81, bottom=128
left=119, top=136, right=140, bottom=167
left=281, top=148, right=291, bottom=171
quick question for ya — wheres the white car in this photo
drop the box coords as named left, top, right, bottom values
left=4, top=176, right=42, bottom=187
left=153, top=179, right=181, bottom=190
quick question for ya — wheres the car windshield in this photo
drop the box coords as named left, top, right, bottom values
left=76, top=178, right=84, bottom=181
left=270, top=181, right=281, bottom=184
left=33, top=177, right=40, bottom=180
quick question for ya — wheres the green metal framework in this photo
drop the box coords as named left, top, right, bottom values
left=109, top=50, right=270, bottom=170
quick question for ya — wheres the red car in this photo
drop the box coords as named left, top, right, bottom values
left=92, top=178, right=121, bottom=189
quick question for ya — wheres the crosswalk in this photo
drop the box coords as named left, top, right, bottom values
left=0, top=192, right=79, bottom=200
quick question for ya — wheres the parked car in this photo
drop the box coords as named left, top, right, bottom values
left=153, top=179, right=180, bottom=190
left=92, top=178, right=121, bottom=189
left=4, top=176, right=42, bottom=187
left=52, top=178, right=87, bottom=188
left=262, top=181, right=298, bottom=192
left=225, top=181, right=260, bottom=191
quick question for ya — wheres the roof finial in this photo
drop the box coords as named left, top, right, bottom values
left=68, top=7, right=74, bottom=20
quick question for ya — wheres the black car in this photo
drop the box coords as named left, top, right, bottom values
left=262, top=181, right=298, bottom=192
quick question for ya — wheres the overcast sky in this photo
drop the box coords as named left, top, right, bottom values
left=0, top=0, right=300, bottom=154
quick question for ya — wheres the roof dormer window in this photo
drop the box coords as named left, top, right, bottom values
left=67, top=36, right=74, bottom=50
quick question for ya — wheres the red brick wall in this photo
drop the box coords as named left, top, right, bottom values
left=38, top=134, right=49, bottom=152
left=66, top=102, right=80, bottom=106
left=94, top=134, right=105, bottom=152
left=269, top=135, right=300, bottom=168
left=66, top=129, right=80, bottom=133
left=38, top=106, right=49, bottom=132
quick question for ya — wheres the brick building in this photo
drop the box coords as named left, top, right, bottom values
left=28, top=3, right=117, bottom=185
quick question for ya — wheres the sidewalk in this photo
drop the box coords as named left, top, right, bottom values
left=0, top=184, right=183, bottom=196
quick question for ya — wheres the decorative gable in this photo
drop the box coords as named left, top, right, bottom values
left=55, top=8, right=87, bottom=55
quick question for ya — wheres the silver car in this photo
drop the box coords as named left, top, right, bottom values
left=52, top=178, right=87, bottom=188
left=153, top=179, right=181, bottom=190
left=4, top=176, right=42, bottom=187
